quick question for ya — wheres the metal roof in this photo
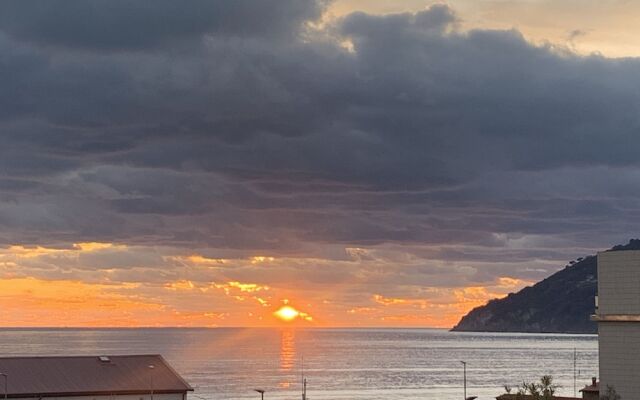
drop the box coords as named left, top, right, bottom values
left=0, top=355, right=193, bottom=398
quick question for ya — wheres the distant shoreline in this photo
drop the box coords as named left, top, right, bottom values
left=0, top=326, right=598, bottom=335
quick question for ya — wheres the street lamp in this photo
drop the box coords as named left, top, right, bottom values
left=148, top=365, right=155, bottom=400
left=460, top=361, right=466, bottom=400
left=254, top=389, right=265, bottom=400
left=0, top=373, right=6, bottom=400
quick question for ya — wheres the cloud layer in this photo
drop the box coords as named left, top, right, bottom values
left=0, top=1, right=637, bottom=326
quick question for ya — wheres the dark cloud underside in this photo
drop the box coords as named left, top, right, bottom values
left=0, top=0, right=637, bottom=281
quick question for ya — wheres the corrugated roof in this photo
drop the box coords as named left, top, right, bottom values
left=0, top=355, right=192, bottom=398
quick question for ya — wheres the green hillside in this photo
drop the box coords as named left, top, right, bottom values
left=451, top=239, right=640, bottom=333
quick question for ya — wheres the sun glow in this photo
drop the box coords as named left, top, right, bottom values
left=274, top=305, right=299, bottom=322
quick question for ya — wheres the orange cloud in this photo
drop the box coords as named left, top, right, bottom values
left=165, top=280, right=195, bottom=291
left=0, top=241, right=536, bottom=328
left=373, top=294, right=430, bottom=308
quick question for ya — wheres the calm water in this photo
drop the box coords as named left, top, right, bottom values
left=0, top=328, right=597, bottom=400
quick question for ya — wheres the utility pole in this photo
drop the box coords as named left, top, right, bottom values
left=302, top=378, right=307, bottom=400
left=573, top=348, right=577, bottom=398
left=460, top=361, right=467, bottom=400
left=301, top=356, right=306, bottom=400
left=254, top=389, right=265, bottom=400
left=148, top=365, right=155, bottom=400
left=0, top=373, right=7, bottom=400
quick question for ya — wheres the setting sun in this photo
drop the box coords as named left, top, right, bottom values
left=274, top=305, right=299, bottom=322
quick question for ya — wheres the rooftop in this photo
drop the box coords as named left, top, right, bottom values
left=496, top=396, right=580, bottom=400
left=581, top=380, right=599, bottom=393
left=0, top=355, right=193, bottom=398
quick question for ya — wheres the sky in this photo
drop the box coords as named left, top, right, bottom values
left=0, top=0, right=640, bottom=328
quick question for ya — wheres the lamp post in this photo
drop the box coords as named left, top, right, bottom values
left=460, top=361, right=467, bottom=400
left=0, top=373, right=6, bottom=400
left=148, top=365, right=155, bottom=400
left=254, top=389, right=265, bottom=400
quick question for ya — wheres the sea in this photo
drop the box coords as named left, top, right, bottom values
left=0, top=328, right=598, bottom=400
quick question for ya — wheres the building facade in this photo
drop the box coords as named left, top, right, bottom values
left=595, top=250, right=640, bottom=400
left=0, top=355, right=192, bottom=400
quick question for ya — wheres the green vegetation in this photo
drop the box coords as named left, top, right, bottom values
left=452, top=239, right=640, bottom=334
left=600, top=385, right=621, bottom=400
left=505, top=375, right=559, bottom=399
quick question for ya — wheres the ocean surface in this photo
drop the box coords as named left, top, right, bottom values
left=0, top=328, right=598, bottom=400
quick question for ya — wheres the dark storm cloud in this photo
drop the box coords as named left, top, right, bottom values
left=0, top=0, right=325, bottom=50
left=0, top=0, right=638, bottom=282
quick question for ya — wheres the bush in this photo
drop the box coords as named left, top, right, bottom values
left=508, top=375, right=559, bottom=400
left=600, top=385, right=621, bottom=400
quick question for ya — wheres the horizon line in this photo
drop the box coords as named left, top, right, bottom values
left=0, top=325, right=452, bottom=330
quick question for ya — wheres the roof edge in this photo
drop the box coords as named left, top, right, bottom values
left=4, top=390, right=192, bottom=398
left=156, top=354, right=194, bottom=391
left=0, top=354, right=164, bottom=360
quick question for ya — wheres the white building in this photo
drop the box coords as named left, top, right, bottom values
left=595, top=250, right=640, bottom=400
left=0, top=355, right=192, bottom=400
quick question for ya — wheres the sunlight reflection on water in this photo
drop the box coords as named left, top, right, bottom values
left=280, top=329, right=296, bottom=372
left=279, top=329, right=296, bottom=388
